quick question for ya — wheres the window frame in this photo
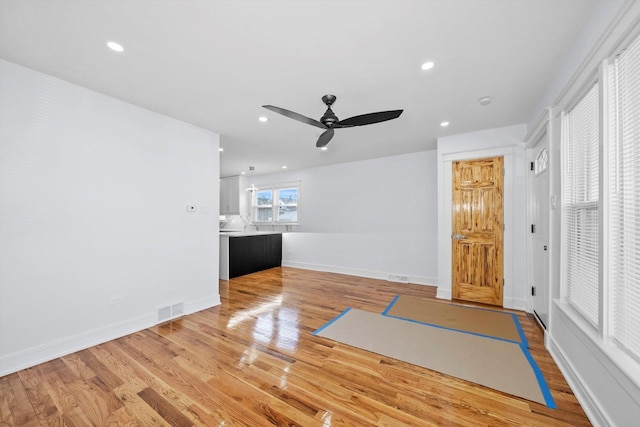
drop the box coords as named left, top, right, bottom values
left=251, top=181, right=301, bottom=226
left=556, top=26, right=640, bottom=386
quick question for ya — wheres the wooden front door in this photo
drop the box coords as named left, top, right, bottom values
left=452, top=156, right=504, bottom=306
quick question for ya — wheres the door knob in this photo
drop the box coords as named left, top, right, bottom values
left=453, top=233, right=468, bottom=240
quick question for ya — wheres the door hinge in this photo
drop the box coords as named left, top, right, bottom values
left=531, top=286, right=536, bottom=296
left=530, top=161, right=535, bottom=171
left=531, top=224, right=536, bottom=233
left=503, top=278, right=505, bottom=287
left=503, top=167, right=505, bottom=176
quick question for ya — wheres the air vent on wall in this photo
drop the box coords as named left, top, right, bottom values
left=157, top=302, right=185, bottom=324
left=171, top=302, right=184, bottom=317
left=388, top=274, right=409, bottom=283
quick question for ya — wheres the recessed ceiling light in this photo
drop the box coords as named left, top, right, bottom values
left=421, top=61, right=435, bottom=71
left=478, top=96, right=492, bottom=106
left=241, top=171, right=246, bottom=175
left=107, top=41, right=124, bottom=52
left=320, top=146, right=328, bottom=151
left=282, top=165, right=287, bottom=169
left=440, top=121, right=450, bottom=127
left=259, top=116, right=268, bottom=122
left=219, top=147, right=224, bottom=152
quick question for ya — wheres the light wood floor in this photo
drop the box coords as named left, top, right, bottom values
left=1, top=267, right=590, bottom=426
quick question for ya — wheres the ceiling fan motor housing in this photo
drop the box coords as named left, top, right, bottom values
left=320, top=95, right=338, bottom=127
left=321, top=108, right=338, bottom=127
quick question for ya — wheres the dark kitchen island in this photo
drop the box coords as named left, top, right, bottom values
left=219, top=232, right=283, bottom=279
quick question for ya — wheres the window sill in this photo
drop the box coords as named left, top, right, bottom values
left=251, top=223, right=298, bottom=226
left=554, top=299, right=640, bottom=394
left=553, top=298, right=599, bottom=341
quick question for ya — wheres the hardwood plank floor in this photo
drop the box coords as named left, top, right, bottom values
left=0, top=267, right=590, bottom=426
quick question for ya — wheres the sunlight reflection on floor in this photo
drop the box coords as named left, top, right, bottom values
left=227, top=294, right=300, bottom=352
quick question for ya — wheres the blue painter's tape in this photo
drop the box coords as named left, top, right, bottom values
left=444, top=303, right=530, bottom=347
left=312, top=307, right=352, bottom=336
left=383, top=313, right=521, bottom=344
left=381, top=295, right=400, bottom=316
left=519, top=342, right=557, bottom=409
left=509, top=312, right=529, bottom=348
left=381, top=296, right=529, bottom=346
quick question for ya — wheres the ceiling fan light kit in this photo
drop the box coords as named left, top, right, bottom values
left=263, top=95, right=403, bottom=147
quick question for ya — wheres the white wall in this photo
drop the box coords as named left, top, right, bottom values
left=0, top=60, right=221, bottom=375
left=246, top=150, right=438, bottom=285
left=528, top=0, right=625, bottom=128
left=436, top=124, right=528, bottom=310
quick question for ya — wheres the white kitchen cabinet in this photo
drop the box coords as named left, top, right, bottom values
left=220, top=175, right=248, bottom=215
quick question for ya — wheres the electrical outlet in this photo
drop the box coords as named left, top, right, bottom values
left=108, top=296, right=123, bottom=305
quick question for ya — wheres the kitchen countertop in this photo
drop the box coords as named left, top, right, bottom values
left=219, top=231, right=284, bottom=237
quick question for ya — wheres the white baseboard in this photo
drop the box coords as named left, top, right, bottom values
left=186, top=294, right=221, bottom=317
left=436, top=287, right=452, bottom=300
left=282, top=260, right=437, bottom=286
left=504, top=297, right=527, bottom=311
left=547, top=336, right=607, bottom=427
left=0, top=294, right=221, bottom=377
left=0, top=313, right=155, bottom=376
left=436, top=287, right=526, bottom=311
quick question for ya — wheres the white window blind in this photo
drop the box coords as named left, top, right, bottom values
left=608, top=36, right=640, bottom=361
left=562, top=83, right=600, bottom=326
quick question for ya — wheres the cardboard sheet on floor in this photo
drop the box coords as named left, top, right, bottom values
left=313, top=308, right=555, bottom=408
left=382, top=295, right=527, bottom=345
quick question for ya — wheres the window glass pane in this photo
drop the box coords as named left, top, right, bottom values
left=256, top=207, right=273, bottom=222
left=277, top=188, right=298, bottom=222
left=278, top=188, right=297, bottom=205
left=279, top=206, right=297, bottom=222
left=535, top=148, right=548, bottom=174
left=257, top=190, right=272, bottom=206
left=566, top=204, right=599, bottom=319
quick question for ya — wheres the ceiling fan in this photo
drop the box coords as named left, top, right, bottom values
left=263, top=95, right=403, bottom=148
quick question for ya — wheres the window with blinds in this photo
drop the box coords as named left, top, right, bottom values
left=608, top=35, right=640, bottom=362
left=562, top=83, right=600, bottom=327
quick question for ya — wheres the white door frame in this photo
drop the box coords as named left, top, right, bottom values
left=438, top=146, right=516, bottom=309
left=525, top=108, right=552, bottom=329
left=528, top=134, right=550, bottom=326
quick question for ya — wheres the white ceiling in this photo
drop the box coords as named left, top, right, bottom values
left=0, top=0, right=598, bottom=177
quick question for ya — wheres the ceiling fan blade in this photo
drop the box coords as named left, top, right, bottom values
left=316, top=128, right=334, bottom=147
left=334, top=110, right=403, bottom=128
left=262, top=105, right=327, bottom=129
